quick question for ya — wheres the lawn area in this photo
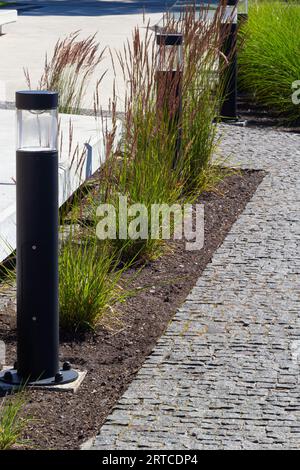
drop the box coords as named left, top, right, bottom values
left=239, top=0, right=300, bottom=122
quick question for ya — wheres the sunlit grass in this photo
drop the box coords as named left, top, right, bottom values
left=239, top=0, right=300, bottom=122
left=59, top=222, right=129, bottom=332
left=24, top=32, right=106, bottom=114
left=0, top=391, right=29, bottom=450
left=93, top=6, right=229, bottom=262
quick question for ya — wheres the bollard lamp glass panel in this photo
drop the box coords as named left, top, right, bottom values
left=156, top=33, right=183, bottom=72
left=238, top=0, right=248, bottom=15
left=16, top=91, right=58, bottom=152
left=222, top=5, right=238, bottom=24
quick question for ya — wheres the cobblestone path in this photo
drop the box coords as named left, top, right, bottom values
left=89, top=125, right=300, bottom=450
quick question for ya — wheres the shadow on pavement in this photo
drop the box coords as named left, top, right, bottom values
left=7, top=0, right=176, bottom=17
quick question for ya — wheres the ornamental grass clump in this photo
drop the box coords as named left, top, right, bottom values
left=179, top=4, right=230, bottom=192
left=58, top=222, right=128, bottom=333
left=239, top=0, right=300, bottom=123
left=0, top=391, right=29, bottom=450
left=25, top=32, right=106, bottom=114
left=96, top=26, right=185, bottom=262
left=93, top=5, right=229, bottom=262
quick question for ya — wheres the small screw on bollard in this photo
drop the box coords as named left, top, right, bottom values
left=55, top=372, right=63, bottom=383
left=4, top=371, right=13, bottom=383
left=63, top=362, right=72, bottom=371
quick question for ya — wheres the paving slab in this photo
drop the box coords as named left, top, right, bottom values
left=1, top=365, right=87, bottom=393
left=88, top=125, right=300, bottom=450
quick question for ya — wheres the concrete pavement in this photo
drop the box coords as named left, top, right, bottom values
left=0, top=1, right=175, bottom=111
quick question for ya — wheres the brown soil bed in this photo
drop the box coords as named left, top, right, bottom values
left=0, top=169, right=265, bottom=450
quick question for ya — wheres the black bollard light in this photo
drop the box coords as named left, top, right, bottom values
left=220, top=0, right=238, bottom=121
left=156, top=32, right=183, bottom=168
left=0, top=91, right=78, bottom=388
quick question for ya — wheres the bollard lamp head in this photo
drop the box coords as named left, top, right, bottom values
left=156, top=32, right=183, bottom=72
left=16, top=91, right=58, bottom=152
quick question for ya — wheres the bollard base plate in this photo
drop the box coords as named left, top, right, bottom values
left=0, top=368, right=79, bottom=388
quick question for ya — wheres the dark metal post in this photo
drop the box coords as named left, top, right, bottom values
left=16, top=148, right=59, bottom=380
left=0, top=91, right=78, bottom=388
left=156, top=32, right=183, bottom=168
left=221, top=0, right=238, bottom=121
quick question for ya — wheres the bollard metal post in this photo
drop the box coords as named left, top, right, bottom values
left=0, top=91, right=78, bottom=388
left=220, top=0, right=238, bottom=121
left=156, top=32, right=183, bottom=168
